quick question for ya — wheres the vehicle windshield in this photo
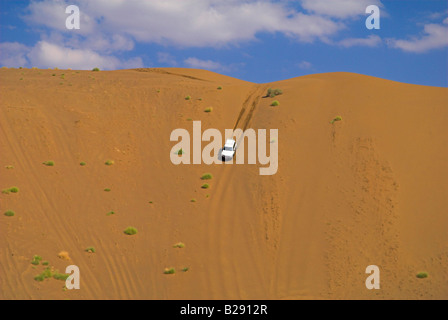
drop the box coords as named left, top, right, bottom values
left=224, top=146, right=233, bottom=151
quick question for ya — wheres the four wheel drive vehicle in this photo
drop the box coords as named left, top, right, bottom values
left=221, top=139, right=236, bottom=160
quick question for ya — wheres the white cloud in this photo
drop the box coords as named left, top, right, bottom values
left=297, top=61, right=312, bottom=69
left=388, top=19, right=448, bottom=53
left=23, top=0, right=343, bottom=47
left=339, top=35, right=382, bottom=47
left=300, top=0, right=383, bottom=19
left=26, top=41, right=142, bottom=70
left=0, top=42, right=30, bottom=67
left=157, top=52, right=177, bottom=66
left=184, top=57, right=226, bottom=71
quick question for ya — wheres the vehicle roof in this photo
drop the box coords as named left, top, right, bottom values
left=224, top=139, right=236, bottom=146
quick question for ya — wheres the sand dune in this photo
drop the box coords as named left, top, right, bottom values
left=1, top=67, right=447, bottom=299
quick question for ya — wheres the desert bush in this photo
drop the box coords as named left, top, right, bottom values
left=271, top=100, right=280, bottom=106
left=43, top=161, right=54, bottom=166
left=330, top=116, right=342, bottom=124
left=201, top=173, right=213, bottom=180
left=105, top=160, right=114, bottom=165
left=267, top=88, right=283, bottom=98
left=173, top=242, right=185, bottom=248
left=185, top=95, right=191, bottom=100
left=80, top=161, right=86, bottom=166
left=217, top=86, right=222, bottom=90
left=85, top=247, right=96, bottom=253
left=201, top=183, right=210, bottom=189
left=92, top=67, right=100, bottom=71
left=164, top=268, right=175, bottom=274
left=4, top=210, right=15, bottom=217
left=124, top=226, right=138, bottom=235
left=204, top=107, right=213, bottom=113
left=104, top=188, right=111, bottom=192
left=416, top=272, right=428, bottom=279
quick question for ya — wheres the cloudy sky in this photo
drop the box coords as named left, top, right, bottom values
left=0, top=0, right=447, bottom=86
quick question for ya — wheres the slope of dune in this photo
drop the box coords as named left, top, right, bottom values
left=0, top=68, right=447, bottom=299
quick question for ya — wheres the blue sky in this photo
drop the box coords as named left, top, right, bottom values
left=0, top=0, right=447, bottom=87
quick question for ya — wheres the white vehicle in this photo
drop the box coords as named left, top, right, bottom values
left=221, top=139, right=236, bottom=160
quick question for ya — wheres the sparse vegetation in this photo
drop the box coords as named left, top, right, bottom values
left=182, top=267, right=189, bottom=272
left=92, top=67, right=100, bottom=71
left=201, top=183, right=210, bottom=189
left=190, top=199, right=196, bottom=202
left=267, top=88, right=283, bottom=98
left=204, top=107, right=213, bottom=113
left=330, top=116, right=342, bottom=124
left=217, top=86, right=222, bottom=90
left=42, top=261, right=49, bottom=266
left=5, top=165, right=14, bottom=169
left=185, top=95, right=191, bottom=100
left=177, top=148, right=184, bottom=155
left=104, top=188, right=111, bottom=192
left=85, top=247, right=96, bottom=253
left=416, top=272, right=428, bottom=279
left=201, top=173, right=213, bottom=180
left=2, top=187, right=19, bottom=194
left=164, top=268, right=175, bottom=274
left=149, top=201, right=153, bottom=204
left=43, top=161, right=55, bottom=166
left=105, top=160, right=114, bottom=165
left=106, top=211, right=115, bottom=216
left=31, top=255, right=42, bottom=265
left=124, top=226, right=138, bottom=235
left=173, top=242, right=185, bottom=248
left=80, top=161, right=86, bottom=166
left=4, top=210, right=15, bottom=217
left=271, top=100, right=280, bottom=106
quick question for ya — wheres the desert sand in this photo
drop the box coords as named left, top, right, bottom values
left=0, top=67, right=447, bottom=299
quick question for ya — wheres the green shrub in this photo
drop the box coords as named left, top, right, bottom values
left=190, top=199, right=196, bottom=202
left=4, top=210, right=15, bottom=217
left=201, top=183, right=210, bottom=189
left=105, top=160, right=114, bottom=165
left=182, top=267, right=189, bottom=272
left=124, top=227, right=138, bottom=235
left=2, top=187, right=19, bottom=194
left=201, top=173, right=213, bottom=180
left=92, top=67, right=100, bottom=71
left=185, top=95, right=191, bottom=100
left=330, top=116, right=342, bottom=124
left=53, top=272, right=69, bottom=281
left=164, top=268, right=175, bottom=274
left=204, top=107, right=213, bottom=113
left=42, top=261, right=49, bottom=266
left=416, top=272, right=428, bottom=279
left=173, top=242, right=185, bottom=248
left=106, top=211, right=115, bottom=216
left=177, top=148, right=184, bottom=155
left=42, top=161, right=55, bottom=166
left=271, top=100, right=280, bottom=107
left=267, top=88, right=283, bottom=98
left=80, top=162, right=86, bottom=166
left=85, top=247, right=96, bottom=253
left=104, top=188, right=111, bottom=192
left=31, top=255, right=42, bottom=265
left=5, top=165, right=14, bottom=169
left=217, top=86, right=222, bottom=90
